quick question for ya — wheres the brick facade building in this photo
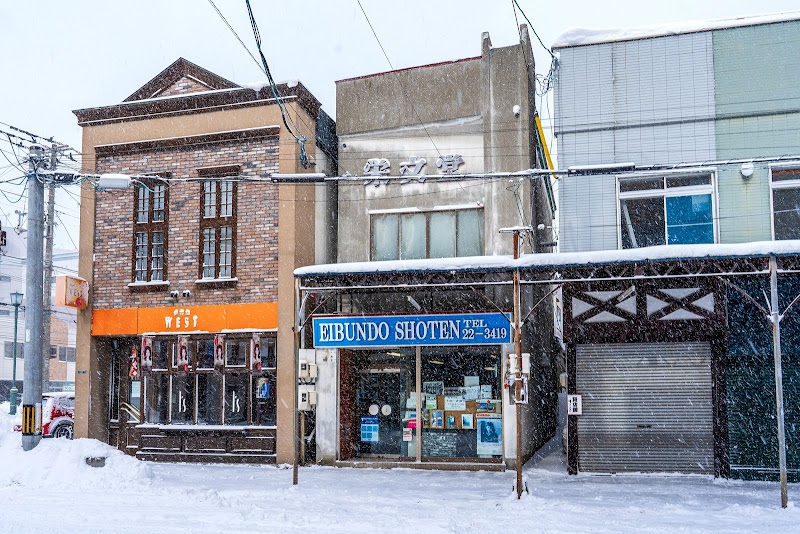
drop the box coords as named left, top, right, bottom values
left=73, top=58, right=336, bottom=463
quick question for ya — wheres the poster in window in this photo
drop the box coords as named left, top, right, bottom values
left=423, top=381, right=444, bottom=396
left=256, top=377, right=270, bottom=399
left=429, top=410, right=444, bottom=429
left=213, top=334, right=225, bottom=370
left=177, top=335, right=190, bottom=372
left=476, top=413, right=502, bottom=456
left=251, top=333, right=262, bottom=371
left=128, top=348, right=139, bottom=379
left=360, top=416, right=379, bottom=443
left=140, top=337, right=153, bottom=372
left=461, top=413, right=474, bottom=430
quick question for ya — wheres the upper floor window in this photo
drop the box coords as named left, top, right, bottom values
left=200, top=180, right=237, bottom=279
left=371, top=208, right=483, bottom=260
left=133, top=180, right=168, bottom=282
left=770, top=167, right=800, bottom=240
left=618, top=173, right=715, bottom=249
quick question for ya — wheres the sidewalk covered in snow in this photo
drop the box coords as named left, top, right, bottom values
left=1, top=407, right=798, bottom=533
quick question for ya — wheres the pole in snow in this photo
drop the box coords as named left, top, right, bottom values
left=21, top=145, right=45, bottom=451
left=769, top=256, right=789, bottom=508
left=501, top=226, right=532, bottom=499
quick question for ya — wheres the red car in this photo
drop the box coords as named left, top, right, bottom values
left=12, top=392, right=75, bottom=439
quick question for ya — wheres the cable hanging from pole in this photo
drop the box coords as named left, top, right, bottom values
left=244, top=0, right=309, bottom=169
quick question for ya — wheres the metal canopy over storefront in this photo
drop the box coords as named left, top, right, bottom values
left=295, top=239, right=800, bottom=507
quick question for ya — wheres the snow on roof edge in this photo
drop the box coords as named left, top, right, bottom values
left=552, top=11, right=800, bottom=48
left=295, top=240, right=800, bottom=278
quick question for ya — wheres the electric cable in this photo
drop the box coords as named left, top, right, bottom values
left=244, top=0, right=309, bottom=168
left=355, top=0, right=442, bottom=160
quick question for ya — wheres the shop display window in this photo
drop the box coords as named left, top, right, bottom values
left=196, top=340, right=215, bottom=370
left=152, top=339, right=170, bottom=370
left=261, top=338, right=277, bottom=369
left=145, top=373, right=169, bottom=424
left=138, top=334, right=276, bottom=427
left=343, top=346, right=503, bottom=461
left=170, top=374, right=194, bottom=424
left=197, top=374, right=222, bottom=425
left=420, top=347, right=503, bottom=458
left=224, top=373, right=247, bottom=425
left=226, top=340, right=247, bottom=367
left=252, top=373, right=276, bottom=426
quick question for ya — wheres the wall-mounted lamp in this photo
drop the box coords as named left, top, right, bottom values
left=169, top=290, right=179, bottom=299
left=741, top=162, right=754, bottom=180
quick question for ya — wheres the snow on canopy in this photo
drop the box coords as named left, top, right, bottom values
left=552, top=10, right=800, bottom=48
left=294, top=240, right=800, bottom=278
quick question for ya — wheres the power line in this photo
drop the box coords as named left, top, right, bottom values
left=205, top=0, right=264, bottom=74
left=55, top=212, right=78, bottom=251
left=244, top=0, right=310, bottom=169
left=355, top=0, right=442, bottom=160
left=512, top=0, right=554, bottom=59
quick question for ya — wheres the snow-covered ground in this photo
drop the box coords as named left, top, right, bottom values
left=1, top=403, right=796, bottom=533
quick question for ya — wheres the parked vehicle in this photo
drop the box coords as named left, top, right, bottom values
left=12, top=392, right=75, bottom=439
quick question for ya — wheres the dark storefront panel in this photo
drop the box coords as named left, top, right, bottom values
left=726, top=278, right=800, bottom=481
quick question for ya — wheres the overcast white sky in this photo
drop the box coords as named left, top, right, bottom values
left=1, top=0, right=799, bottom=250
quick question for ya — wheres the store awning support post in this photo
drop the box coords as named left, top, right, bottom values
left=513, top=233, right=523, bottom=499
left=293, top=277, right=301, bottom=486
left=769, top=256, right=788, bottom=508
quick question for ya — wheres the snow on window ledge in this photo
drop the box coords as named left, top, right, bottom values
left=195, top=277, right=238, bottom=287
left=128, top=280, right=170, bottom=292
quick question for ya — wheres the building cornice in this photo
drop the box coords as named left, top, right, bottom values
left=93, top=126, right=280, bottom=157
left=73, top=83, right=321, bottom=127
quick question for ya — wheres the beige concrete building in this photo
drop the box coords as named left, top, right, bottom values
left=73, top=58, right=335, bottom=463
left=297, top=27, right=559, bottom=471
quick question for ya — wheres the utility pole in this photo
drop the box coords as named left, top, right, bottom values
left=21, top=144, right=45, bottom=451
left=500, top=225, right=532, bottom=499
left=41, top=144, right=59, bottom=393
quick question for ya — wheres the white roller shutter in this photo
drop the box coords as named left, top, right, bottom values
left=576, top=342, right=714, bottom=474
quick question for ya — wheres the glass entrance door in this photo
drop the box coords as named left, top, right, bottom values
left=354, top=351, right=413, bottom=457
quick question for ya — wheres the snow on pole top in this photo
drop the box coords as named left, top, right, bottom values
left=552, top=10, right=800, bottom=48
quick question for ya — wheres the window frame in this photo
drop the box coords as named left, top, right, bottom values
left=616, top=170, right=718, bottom=250
left=198, top=178, right=238, bottom=282
left=369, top=207, right=484, bottom=261
left=769, top=164, right=800, bottom=241
left=131, top=177, right=169, bottom=284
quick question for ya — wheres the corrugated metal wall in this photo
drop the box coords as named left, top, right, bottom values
left=576, top=342, right=714, bottom=474
left=555, top=32, right=717, bottom=252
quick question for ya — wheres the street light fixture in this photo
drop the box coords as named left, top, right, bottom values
left=9, top=291, right=23, bottom=416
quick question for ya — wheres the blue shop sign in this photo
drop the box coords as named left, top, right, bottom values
left=313, top=312, right=511, bottom=348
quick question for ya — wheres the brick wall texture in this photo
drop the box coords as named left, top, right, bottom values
left=93, top=136, right=280, bottom=310
left=157, top=76, right=212, bottom=98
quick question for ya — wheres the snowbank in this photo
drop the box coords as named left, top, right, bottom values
left=0, top=419, right=153, bottom=492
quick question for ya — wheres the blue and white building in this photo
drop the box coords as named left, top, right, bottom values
left=552, top=13, right=800, bottom=479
